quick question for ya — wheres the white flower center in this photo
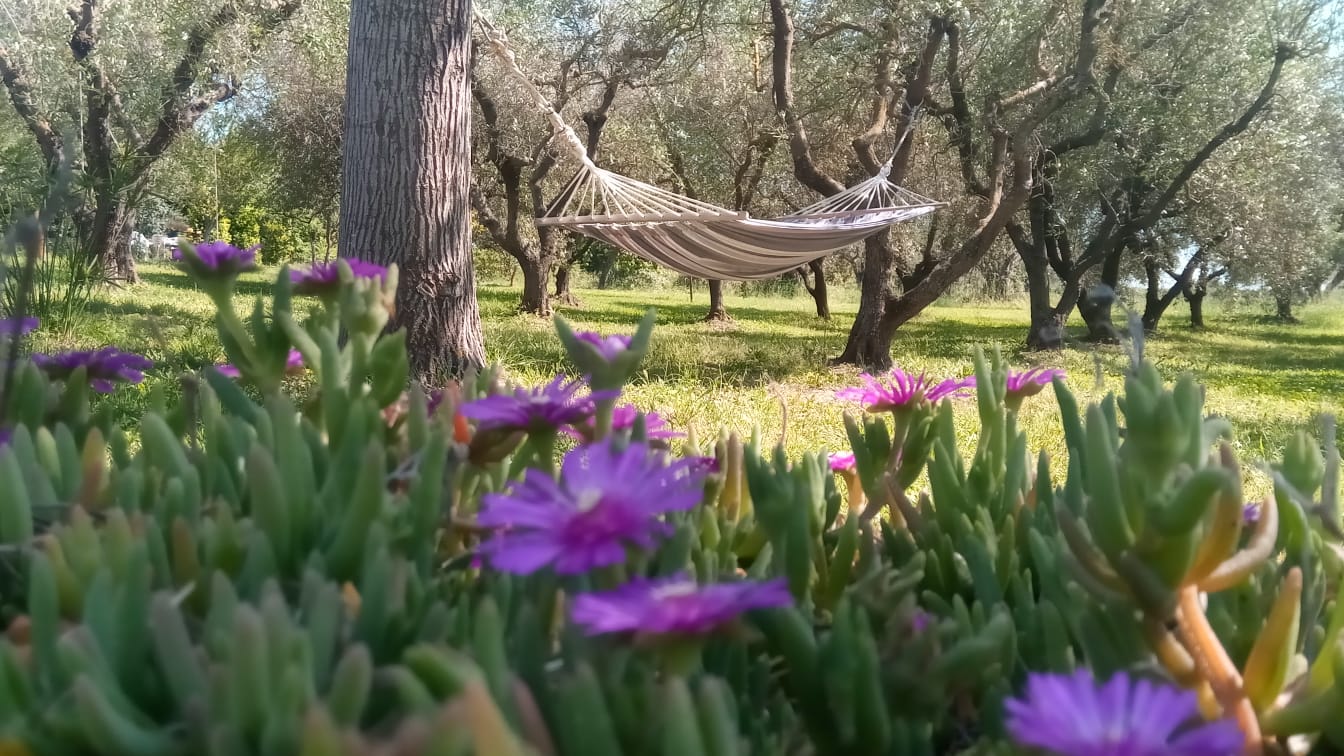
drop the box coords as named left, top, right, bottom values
left=575, top=489, right=604, bottom=512
left=651, top=581, right=699, bottom=601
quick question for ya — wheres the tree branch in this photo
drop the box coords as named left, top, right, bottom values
left=141, top=1, right=302, bottom=161
left=769, top=0, right=845, bottom=197
left=1135, top=44, right=1294, bottom=230
left=0, top=47, right=64, bottom=167
left=66, top=0, right=143, bottom=149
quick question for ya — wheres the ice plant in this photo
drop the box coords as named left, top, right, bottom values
left=569, top=574, right=792, bottom=637
left=0, top=316, right=38, bottom=339
left=216, top=349, right=305, bottom=379
left=835, top=368, right=974, bottom=412
left=32, top=347, right=152, bottom=393
left=828, top=451, right=856, bottom=472
left=459, top=375, right=617, bottom=434
left=1010, top=365, right=1069, bottom=398
left=475, top=439, right=708, bottom=574
left=172, top=240, right=258, bottom=275
left=290, top=259, right=388, bottom=297
left=574, top=330, right=632, bottom=361
left=1003, top=669, right=1243, bottom=756
left=564, top=404, right=683, bottom=442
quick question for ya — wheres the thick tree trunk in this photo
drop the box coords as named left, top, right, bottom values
left=836, top=235, right=894, bottom=368
left=1274, top=293, right=1298, bottom=323
left=1025, top=257, right=1064, bottom=349
left=341, top=0, right=484, bottom=380
left=554, top=260, right=580, bottom=307
left=88, top=195, right=138, bottom=283
left=1078, top=246, right=1123, bottom=341
left=1186, top=290, right=1206, bottom=329
left=705, top=279, right=729, bottom=321
left=519, top=258, right=551, bottom=316
left=802, top=260, right=830, bottom=319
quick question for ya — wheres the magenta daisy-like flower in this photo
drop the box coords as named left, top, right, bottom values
left=290, top=259, right=387, bottom=296
left=828, top=451, right=856, bottom=472
left=32, top=347, right=152, bottom=393
left=570, top=574, right=792, bottom=637
left=574, top=331, right=633, bottom=361
left=835, top=368, right=974, bottom=412
left=216, top=349, right=305, bottom=379
left=459, top=375, right=618, bottom=434
left=564, top=404, right=684, bottom=442
left=475, top=439, right=708, bottom=574
left=172, top=241, right=258, bottom=274
left=1003, top=669, right=1243, bottom=756
left=1006, top=367, right=1066, bottom=401
left=0, top=317, right=39, bottom=338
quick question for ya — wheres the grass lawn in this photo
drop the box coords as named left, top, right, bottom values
left=30, top=262, right=1344, bottom=496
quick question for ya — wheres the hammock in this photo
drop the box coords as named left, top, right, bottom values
left=473, top=13, right=945, bottom=281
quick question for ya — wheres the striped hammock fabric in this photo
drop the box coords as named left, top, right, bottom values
left=475, top=11, right=945, bottom=281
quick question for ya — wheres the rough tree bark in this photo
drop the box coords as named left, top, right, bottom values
left=554, top=257, right=579, bottom=307
left=0, top=1, right=299, bottom=283
left=1274, top=293, right=1299, bottom=323
left=342, top=0, right=485, bottom=379
left=799, top=260, right=831, bottom=319
left=706, top=279, right=728, bottom=321
left=1187, top=288, right=1207, bottom=328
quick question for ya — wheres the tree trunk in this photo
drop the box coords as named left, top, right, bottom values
left=836, top=235, right=894, bottom=368
left=1186, top=290, right=1206, bottom=329
left=1078, top=246, right=1123, bottom=341
left=88, top=194, right=138, bottom=283
left=341, top=0, right=484, bottom=380
left=519, top=257, right=551, bottom=316
left=1274, top=293, right=1298, bottom=323
left=554, top=259, right=580, bottom=307
left=1025, top=256, right=1064, bottom=349
left=803, top=260, right=830, bottom=319
left=705, top=279, right=729, bottom=321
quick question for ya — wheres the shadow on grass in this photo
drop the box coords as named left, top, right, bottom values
left=136, top=269, right=276, bottom=300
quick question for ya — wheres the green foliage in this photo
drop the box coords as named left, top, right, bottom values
left=0, top=246, right=1340, bottom=754
left=1, top=216, right=107, bottom=328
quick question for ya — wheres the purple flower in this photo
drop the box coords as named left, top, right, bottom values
left=475, top=439, right=708, bottom=574
left=828, top=451, right=856, bottom=472
left=216, top=349, right=305, bottom=379
left=1243, top=502, right=1261, bottom=525
left=570, top=574, right=793, bottom=636
left=835, top=368, right=975, bottom=412
left=32, top=347, right=152, bottom=393
left=459, top=375, right=618, bottom=434
left=0, top=428, right=10, bottom=447
left=172, top=241, right=258, bottom=274
left=290, top=259, right=387, bottom=296
left=0, top=317, right=39, bottom=338
left=909, top=609, right=932, bottom=634
left=574, top=331, right=633, bottom=361
left=564, top=404, right=684, bottom=442
left=1006, top=367, right=1066, bottom=401
left=1003, top=669, right=1244, bottom=756
left=686, top=456, right=720, bottom=475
